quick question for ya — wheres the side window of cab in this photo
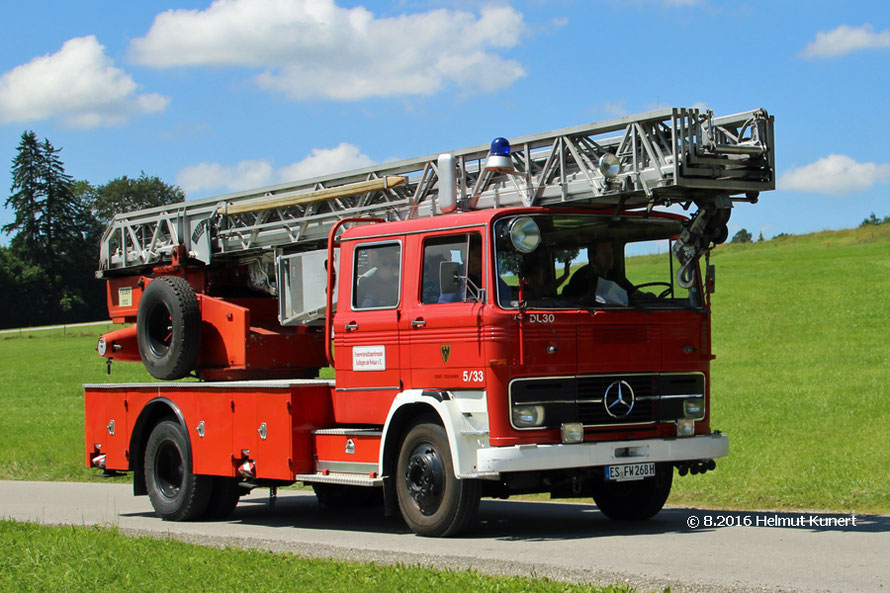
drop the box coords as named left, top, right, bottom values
left=353, top=242, right=401, bottom=310
left=421, top=233, right=482, bottom=304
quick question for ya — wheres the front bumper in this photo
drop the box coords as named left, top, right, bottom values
left=476, top=433, right=728, bottom=474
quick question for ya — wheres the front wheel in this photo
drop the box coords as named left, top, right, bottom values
left=591, top=463, right=673, bottom=521
left=144, top=420, right=212, bottom=521
left=396, top=420, right=480, bottom=537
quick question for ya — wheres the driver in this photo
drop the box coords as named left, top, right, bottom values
left=562, top=241, right=643, bottom=305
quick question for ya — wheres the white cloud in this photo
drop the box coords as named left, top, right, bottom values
left=177, top=143, right=374, bottom=195
left=177, top=160, right=275, bottom=194
left=800, top=24, right=890, bottom=58
left=778, top=154, right=890, bottom=196
left=279, top=143, right=374, bottom=181
left=129, top=0, right=525, bottom=100
left=0, top=36, right=169, bottom=128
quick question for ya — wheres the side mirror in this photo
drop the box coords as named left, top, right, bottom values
left=439, top=261, right=462, bottom=294
left=706, top=264, right=716, bottom=294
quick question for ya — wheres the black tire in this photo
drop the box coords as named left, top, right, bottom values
left=144, top=420, right=212, bottom=521
left=136, top=276, right=201, bottom=380
left=396, top=420, right=480, bottom=537
left=202, top=477, right=242, bottom=520
left=313, top=483, right=383, bottom=509
left=591, top=462, right=673, bottom=521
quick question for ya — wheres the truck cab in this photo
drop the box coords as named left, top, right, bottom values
left=327, top=207, right=725, bottom=533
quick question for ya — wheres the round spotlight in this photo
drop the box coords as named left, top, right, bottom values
left=508, top=217, right=541, bottom=253
left=598, top=153, right=620, bottom=178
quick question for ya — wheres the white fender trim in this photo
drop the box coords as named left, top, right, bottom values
left=380, top=389, right=496, bottom=479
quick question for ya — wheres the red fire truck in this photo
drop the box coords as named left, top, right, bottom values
left=85, top=108, right=774, bottom=536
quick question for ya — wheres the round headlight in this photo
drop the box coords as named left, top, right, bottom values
left=508, top=217, right=541, bottom=254
left=97, top=337, right=107, bottom=356
left=683, top=398, right=705, bottom=419
left=512, top=405, right=545, bottom=428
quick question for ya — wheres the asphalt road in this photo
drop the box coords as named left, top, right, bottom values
left=1, top=481, right=886, bottom=593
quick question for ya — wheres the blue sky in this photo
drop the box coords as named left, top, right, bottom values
left=1, top=0, right=889, bottom=242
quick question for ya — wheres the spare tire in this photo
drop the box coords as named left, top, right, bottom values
left=137, top=276, right=201, bottom=380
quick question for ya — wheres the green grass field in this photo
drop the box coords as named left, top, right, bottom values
left=0, top=224, right=888, bottom=512
left=0, top=521, right=640, bottom=593
left=672, top=224, right=890, bottom=513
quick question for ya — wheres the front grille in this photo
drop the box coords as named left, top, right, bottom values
left=510, top=373, right=705, bottom=429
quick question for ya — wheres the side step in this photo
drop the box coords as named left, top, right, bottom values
left=305, top=428, right=383, bottom=486
left=294, top=472, right=384, bottom=487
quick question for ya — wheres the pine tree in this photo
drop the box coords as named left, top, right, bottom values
left=38, top=138, right=78, bottom=268
left=4, top=132, right=102, bottom=323
left=4, top=131, right=44, bottom=259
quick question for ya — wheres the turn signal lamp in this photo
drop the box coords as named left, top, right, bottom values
left=485, top=137, right=515, bottom=173
left=676, top=418, right=695, bottom=437
left=561, top=423, right=584, bottom=444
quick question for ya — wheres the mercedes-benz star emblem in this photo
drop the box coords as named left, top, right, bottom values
left=604, top=380, right=635, bottom=419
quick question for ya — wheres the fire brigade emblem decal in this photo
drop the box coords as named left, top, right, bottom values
left=604, top=380, right=635, bottom=419
left=440, top=345, right=451, bottom=364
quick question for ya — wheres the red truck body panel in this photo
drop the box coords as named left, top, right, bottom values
left=85, top=381, right=334, bottom=479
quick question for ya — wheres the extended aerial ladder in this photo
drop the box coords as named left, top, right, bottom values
left=99, top=107, right=774, bottom=279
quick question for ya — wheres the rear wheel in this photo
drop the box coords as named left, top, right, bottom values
left=396, top=420, right=480, bottom=537
left=591, top=462, right=673, bottom=520
left=144, top=420, right=211, bottom=521
left=136, top=276, right=201, bottom=380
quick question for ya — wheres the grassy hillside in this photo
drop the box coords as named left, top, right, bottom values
left=0, top=224, right=888, bottom=512
left=671, top=223, right=890, bottom=512
left=0, top=325, right=156, bottom=481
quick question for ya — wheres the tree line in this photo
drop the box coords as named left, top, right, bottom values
left=1, top=131, right=184, bottom=330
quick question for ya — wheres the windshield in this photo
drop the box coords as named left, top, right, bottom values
left=494, top=214, right=702, bottom=310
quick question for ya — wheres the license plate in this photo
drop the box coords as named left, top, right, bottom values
left=605, top=462, right=656, bottom=482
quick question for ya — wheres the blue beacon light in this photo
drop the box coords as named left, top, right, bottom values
left=485, top=137, right=515, bottom=173
left=490, top=137, right=511, bottom=157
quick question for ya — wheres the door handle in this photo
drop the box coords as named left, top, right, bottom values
left=344, top=322, right=359, bottom=332
left=411, top=319, right=426, bottom=329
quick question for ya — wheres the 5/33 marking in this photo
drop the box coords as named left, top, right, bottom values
left=462, top=370, right=484, bottom=383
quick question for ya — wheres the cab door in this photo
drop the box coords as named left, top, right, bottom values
left=400, top=231, right=488, bottom=391
left=332, top=239, right=403, bottom=424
